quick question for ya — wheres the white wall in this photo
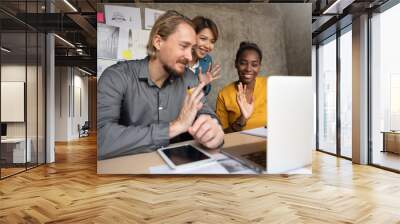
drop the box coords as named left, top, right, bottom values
left=72, top=72, right=89, bottom=138
left=55, top=66, right=69, bottom=141
left=1, top=63, right=46, bottom=164
left=1, top=65, right=37, bottom=138
left=1, top=65, right=26, bottom=134
left=54, top=67, right=89, bottom=141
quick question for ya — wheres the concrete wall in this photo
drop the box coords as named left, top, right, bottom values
left=99, top=3, right=311, bottom=109
left=281, top=3, right=312, bottom=76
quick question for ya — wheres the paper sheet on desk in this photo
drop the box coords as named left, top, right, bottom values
left=149, top=153, right=257, bottom=174
left=241, top=127, right=267, bottom=138
left=149, top=161, right=229, bottom=174
left=213, top=153, right=257, bottom=174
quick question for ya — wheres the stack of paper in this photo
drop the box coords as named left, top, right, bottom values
left=241, top=127, right=268, bottom=138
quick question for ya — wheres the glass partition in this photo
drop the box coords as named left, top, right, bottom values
left=1, top=26, right=28, bottom=178
left=0, top=0, right=46, bottom=179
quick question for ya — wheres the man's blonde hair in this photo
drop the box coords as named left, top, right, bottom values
left=147, top=10, right=194, bottom=59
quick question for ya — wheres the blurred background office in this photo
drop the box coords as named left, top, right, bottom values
left=0, top=0, right=97, bottom=179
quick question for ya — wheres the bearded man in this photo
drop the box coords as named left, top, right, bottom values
left=97, top=10, right=224, bottom=160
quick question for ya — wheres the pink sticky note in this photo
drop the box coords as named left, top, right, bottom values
left=97, top=12, right=105, bottom=23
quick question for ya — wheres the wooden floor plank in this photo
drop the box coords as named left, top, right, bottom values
left=0, top=134, right=399, bottom=223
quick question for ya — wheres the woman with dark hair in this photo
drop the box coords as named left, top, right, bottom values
left=216, top=42, right=267, bottom=133
left=188, top=16, right=221, bottom=95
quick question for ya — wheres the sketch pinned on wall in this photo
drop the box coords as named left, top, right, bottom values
left=117, top=28, right=150, bottom=60
left=104, top=5, right=141, bottom=30
left=97, top=23, right=119, bottom=59
left=144, top=8, right=165, bottom=30
left=99, top=6, right=161, bottom=77
left=97, top=59, right=118, bottom=79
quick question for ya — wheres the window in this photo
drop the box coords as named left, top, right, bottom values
left=370, top=2, right=400, bottom=171
left=339, top=27, right=352, bottom=158
left=317, top=35, right=337, bottom=154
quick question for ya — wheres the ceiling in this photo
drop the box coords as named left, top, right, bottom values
left=0, top=0, right=96, bottom=74
left=310, top=0, right=389, bottom=44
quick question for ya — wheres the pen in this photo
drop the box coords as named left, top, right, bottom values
left=187, top=86, right=195, bottom=95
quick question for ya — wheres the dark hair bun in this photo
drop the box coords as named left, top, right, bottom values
left=235, top=41, right=263, bottom=64
left=239, top=41, right=250, bottom=47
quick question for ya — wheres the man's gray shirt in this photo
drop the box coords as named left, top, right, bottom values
left=97, top=57, right=218, bottom=160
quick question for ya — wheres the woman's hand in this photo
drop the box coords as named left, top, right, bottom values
left=236, top=82, right=254, bottom=120
left=198, top=64, right=222, bottom=85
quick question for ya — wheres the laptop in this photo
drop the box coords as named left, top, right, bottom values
left=222, top=141, right=266, bottom=173
left=222, top=76, right=314, bottom=174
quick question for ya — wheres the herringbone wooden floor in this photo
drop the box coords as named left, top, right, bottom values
left=1, top=134, right=400, bottom=224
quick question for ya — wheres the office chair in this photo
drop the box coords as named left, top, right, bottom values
left=78, top=121, right=90, bottom=138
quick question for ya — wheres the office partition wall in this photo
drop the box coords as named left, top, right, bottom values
left=0, top=30, right=28, bottom=177
left=0, top=0, right=47, bottom=179
left=370, top=2, right=400, bottom=172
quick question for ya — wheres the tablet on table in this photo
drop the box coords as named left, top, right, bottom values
left=157, top=144, right=214, bottom=169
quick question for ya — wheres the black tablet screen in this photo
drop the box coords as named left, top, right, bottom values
left=162, top=145, right=210, bottom=166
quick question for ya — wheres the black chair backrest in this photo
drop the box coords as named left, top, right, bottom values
left=82, top=121, right=90, bottom=129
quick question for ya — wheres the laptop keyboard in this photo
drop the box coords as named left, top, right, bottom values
left=242, top=151, right=266, bottom=167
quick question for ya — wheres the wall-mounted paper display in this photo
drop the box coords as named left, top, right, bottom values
left=1, top=82, right=25, bottom=122
left=117, top=28, right=150, bottom=60
left=144, top=8, right=165, bottom=30
left=97, top=58, right=118, bottom=80
left=104, top=5, right=141, bottom=30
left=97, top=23, right=119, bottom=60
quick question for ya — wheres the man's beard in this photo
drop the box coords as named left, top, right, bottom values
left=163, top=58, right=189, bottom=77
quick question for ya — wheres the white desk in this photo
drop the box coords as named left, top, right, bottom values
left=1, top=138, right=31, bottom=163
left=98, top=131, right=312, bottom=175
left=98, top=132, right=264, bottom=174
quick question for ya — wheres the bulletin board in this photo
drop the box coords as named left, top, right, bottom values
left=1, top=81, right=25, bottom=122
